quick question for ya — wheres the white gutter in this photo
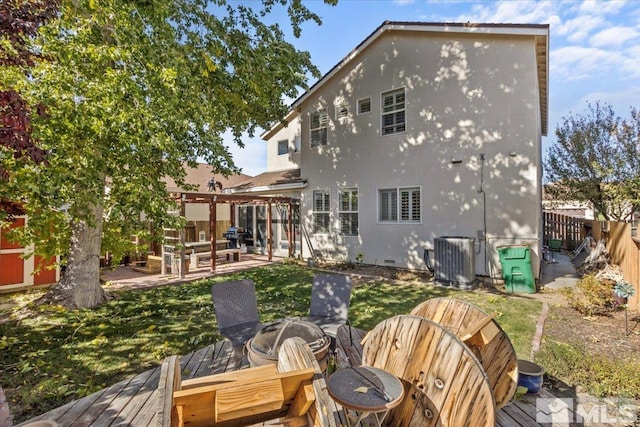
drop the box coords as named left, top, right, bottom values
left=224, top=181, right=307, bottom=194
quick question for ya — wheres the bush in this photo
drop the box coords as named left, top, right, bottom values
left=561, top=274, right=616, bottom=316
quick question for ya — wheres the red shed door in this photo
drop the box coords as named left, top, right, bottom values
left=0, top=253, right=24, bottom=285
left=34, top=255, right=57, bottom=285
left=1, top=218, right=25, bottom=286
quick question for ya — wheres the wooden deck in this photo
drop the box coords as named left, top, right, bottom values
left=17, top=327, right=551, bottom=427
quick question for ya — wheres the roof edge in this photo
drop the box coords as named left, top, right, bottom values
left=261, top=21, right=549, bottom=140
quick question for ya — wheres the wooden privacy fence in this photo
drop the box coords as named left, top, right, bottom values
left=543, top=212, right=586, bottom=250
left=589, top=220, right=640, bottom=311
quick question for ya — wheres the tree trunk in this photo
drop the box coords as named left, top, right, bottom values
left=43, top=197, right=107, bottom=309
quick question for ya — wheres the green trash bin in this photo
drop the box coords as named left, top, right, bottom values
left=497, top=245, right=536, bottom=293
left=548, top=238, right=562, bottom=252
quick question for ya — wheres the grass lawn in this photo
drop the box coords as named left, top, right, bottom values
left=0, top=262, right=542, bottom=423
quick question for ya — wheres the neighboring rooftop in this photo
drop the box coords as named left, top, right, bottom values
left=164, top=162, right=252, bottom=193
left=225, top=168, right=306, bottom=194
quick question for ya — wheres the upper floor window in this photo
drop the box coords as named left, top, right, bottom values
left=277, top=140, right=288, bottom=156
left=313, top=190, right=330, bottom=233
left=357, top=97, right=371, bottom=115
left=378, top=187, right=420, bottom=223
left=310, top=109, right=328, bottom=147
left=336, top=101, right=349, bottom=122
left=381, top=89, right=405, bottom=135
left=339, top=188, right=358, bottom=236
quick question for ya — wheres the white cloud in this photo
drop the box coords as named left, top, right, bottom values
left=554, top=15, right=604, bottom=42
left=458, top=0, right=559, bottom=24
left=621, top=45, right=640, bottom=78
left=550, top=45, right=623, bottom=80
left=570, top=87, right=640, bottom=114
left=589, top=26, right=640, bottom=48
left=578, top=0, right=628, bottom=15
left=393, top=0, right=415, bottom=5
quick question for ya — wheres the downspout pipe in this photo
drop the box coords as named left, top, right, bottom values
left=477, top=153, right=489, bottom=276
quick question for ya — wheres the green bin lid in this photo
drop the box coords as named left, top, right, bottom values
left=497, top=245, right=529, bottom=259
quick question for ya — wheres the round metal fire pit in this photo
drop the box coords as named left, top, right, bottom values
left=247, top=318, right=330, bottom=370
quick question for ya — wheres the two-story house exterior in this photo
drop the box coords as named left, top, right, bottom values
left=230, top=21, right=549, bottom=282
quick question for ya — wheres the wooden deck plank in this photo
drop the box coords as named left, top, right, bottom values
left=129, top=387, right=160, bottom=427
left=53, top=381, right=124, bottom=427
left=15, top=388, right=108, bottom=426
left=66, top=376, right=136, bottom=427
left=87, top=368, right=157, bottom=427
left=500, top=401, right=544, bottom=427
left=181, top=344, right=214, bottom=380
left=497, top=407, right=521, bottom=426
left=109, top=366, right=162, bottom=426
left=188, top=344, right=217, bottom=378
left=17, top=329, right=551, bottom=427
left=512, top=395, right=542, bottom=421
left=206, top=340, right=244, bottom=374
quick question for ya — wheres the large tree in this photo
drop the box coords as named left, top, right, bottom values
left=2, top=0, right=336, bottom=308
left=0, top=0, right=57, bottom=193
left=545, top=102, right=640, bottom=221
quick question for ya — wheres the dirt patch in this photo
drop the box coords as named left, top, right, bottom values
left=544, top=305, right=640, bottom=359
left=317, top=262, right=433, bottom=285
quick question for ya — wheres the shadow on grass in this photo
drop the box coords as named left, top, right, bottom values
left=0, top=262, right=544, bottom=423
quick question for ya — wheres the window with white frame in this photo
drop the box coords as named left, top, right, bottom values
left=357, top=97, right=371, bottom=115
left=277, top=139, right=288, bottom=155
left=339, top=188, right=358, bottom=235
left=310, top=109, right=328, bottom=147
left=400, top=187, right=421, bottom=222
left=381, top=89, right=405, bottom=135
left=313, top=190, right=330, bottom=233
left=335, top=101, right=349, bottom=122
left=378, top=189, right=398, bottom=222
left=378, top=187, right=420, bottom=223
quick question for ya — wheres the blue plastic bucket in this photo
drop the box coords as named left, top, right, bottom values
left=517, top=359, right=544, bottom=393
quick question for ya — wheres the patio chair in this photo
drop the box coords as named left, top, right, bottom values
left=211, top=279, right=262, bottom=365
left=303, top=274, right=352, bottom=339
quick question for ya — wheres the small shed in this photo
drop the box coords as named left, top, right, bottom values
left=0, top=215, right=59, bottom=292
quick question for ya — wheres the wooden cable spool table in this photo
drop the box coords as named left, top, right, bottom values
left=361, top=315, right=496, bottom=427
left=327, top=366, right=404, bottom=427
left=410, top=297, right=518, bottom=409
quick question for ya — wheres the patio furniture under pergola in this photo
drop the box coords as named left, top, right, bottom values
left=170, top=191, right=298, bottom=276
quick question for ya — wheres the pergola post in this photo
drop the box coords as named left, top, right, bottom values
left=267, top=201, right=272, bottom=262
left=287, top=202, right=293, bottom=258
left=179, top=196, right=186, bottom=279
left=174, top=192, right=296, bottom=270
left=209, top=196, right=217, bottom=272
left=230, top=202, right=235, bottom=227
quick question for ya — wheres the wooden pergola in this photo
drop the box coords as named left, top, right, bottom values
left=172, top=192, right=299, bottom=275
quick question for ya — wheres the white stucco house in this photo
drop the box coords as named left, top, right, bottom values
left=226, top=21, right=549, bottom=282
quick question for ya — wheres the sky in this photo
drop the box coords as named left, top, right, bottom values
left=225, top=0, right=640, bottom=176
